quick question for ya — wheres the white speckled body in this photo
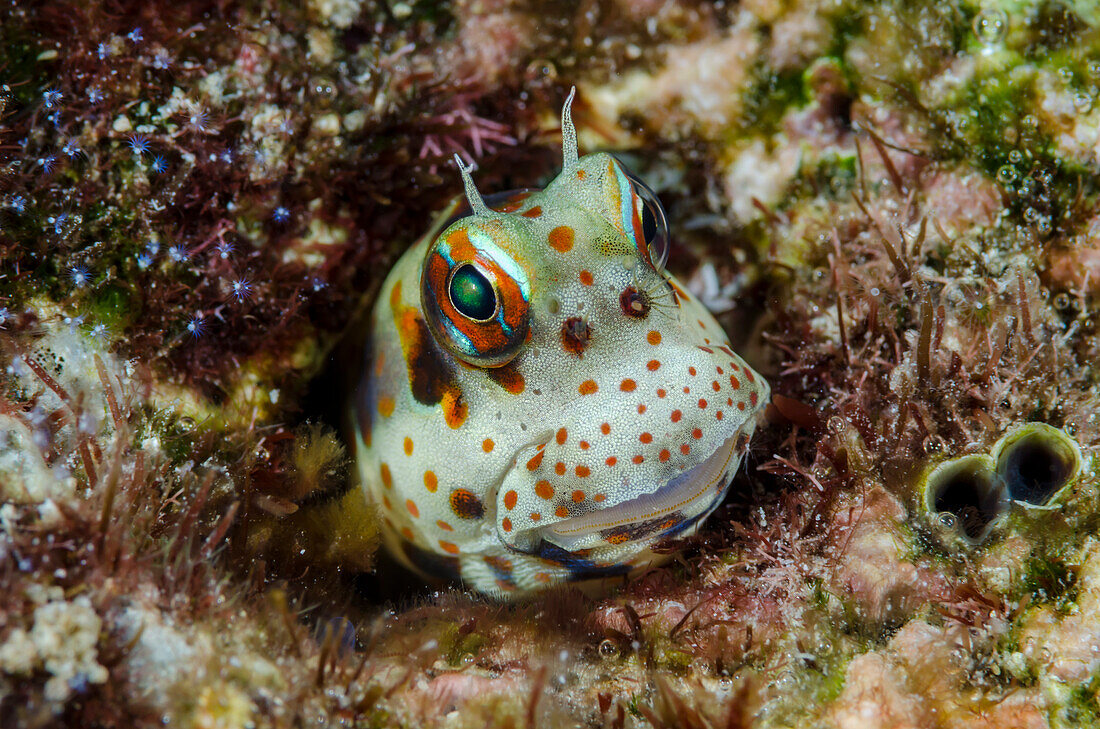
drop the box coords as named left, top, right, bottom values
left=353, top=95, right=768, bottom=597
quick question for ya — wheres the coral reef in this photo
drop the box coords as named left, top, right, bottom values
left=2, top=0, right=1100, bottom=727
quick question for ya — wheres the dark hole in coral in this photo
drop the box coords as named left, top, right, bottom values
left=1000, top=434, right=1075, bottom=504
left=932, top=466, right=1001, bottom=541
left=300, top=323, right=462, bottom=608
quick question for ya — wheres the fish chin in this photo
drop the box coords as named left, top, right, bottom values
left=538, top=433, right=740, bottom=552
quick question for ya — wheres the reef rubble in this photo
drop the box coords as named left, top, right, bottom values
left=2, top=1, right=1100, bottom=727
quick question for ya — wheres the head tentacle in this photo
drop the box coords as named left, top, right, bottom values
left=454, top=153, right=491, bottom=217
left=561, top=86, right=578, bottom=171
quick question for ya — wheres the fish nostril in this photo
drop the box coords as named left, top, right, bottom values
left=560, top=316, right=591, bottom=355
left=620, top=286, right=650, bottom=318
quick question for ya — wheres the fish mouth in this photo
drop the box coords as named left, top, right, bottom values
left=536, top=433, right=739, bottom=552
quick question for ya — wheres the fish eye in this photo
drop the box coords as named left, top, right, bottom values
left=626, top=174, right=670, bottom=271
left=422, top=222, right=531, bottom=367
left=449, top=264, right=497, bottom=321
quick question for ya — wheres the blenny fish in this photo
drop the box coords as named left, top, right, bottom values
left=353, top=90, right=768, bottom=597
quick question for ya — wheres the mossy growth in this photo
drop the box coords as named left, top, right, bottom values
left=1020, top=550, right=1079, bottom=610
left=1061, top=672, right=1100, bottom=727
left=818, top=656, right=849, bottom=704
left=920, top=49, right=1099, bottom=236
left=1016, top=0, right=1095, bottom=58
left=783, top=151, right=859, bottom=208
left=737, top=65, right=808, bottom=141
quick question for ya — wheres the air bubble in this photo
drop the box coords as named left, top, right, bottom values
left=598, top=639, right=619, bottom=658
left=310, top=77, right=336, bottom=104
left=972, top=9, right=1008, bottom=45
left=996, top=165, right=1018, bottom=186
left=1052, top=292, right=1072, bottom=310
left=1008, top=150, right=1023, bottom=164
left=523, top=59, right=558, bottom=83
left=923, top=435, right=946, bottom=454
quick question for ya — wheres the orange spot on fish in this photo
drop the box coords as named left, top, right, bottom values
left=536, top=480, right=554, bottom=499
left=377, top=396, right=395, bottom=417
left=548, top=226, right=574, bottom=252
left=442, top=390, right=467, bottom=428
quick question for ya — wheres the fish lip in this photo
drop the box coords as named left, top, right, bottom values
left=535, top=432, right=739, bottom=551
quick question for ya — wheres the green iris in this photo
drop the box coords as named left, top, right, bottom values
left=449, top=264, right=496, bottom=321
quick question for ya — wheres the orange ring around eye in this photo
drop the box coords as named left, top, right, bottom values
left=422, top=224, right=530, bottom=367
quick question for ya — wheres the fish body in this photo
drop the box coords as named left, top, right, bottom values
left=354, top=92, right=768, bottom=596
